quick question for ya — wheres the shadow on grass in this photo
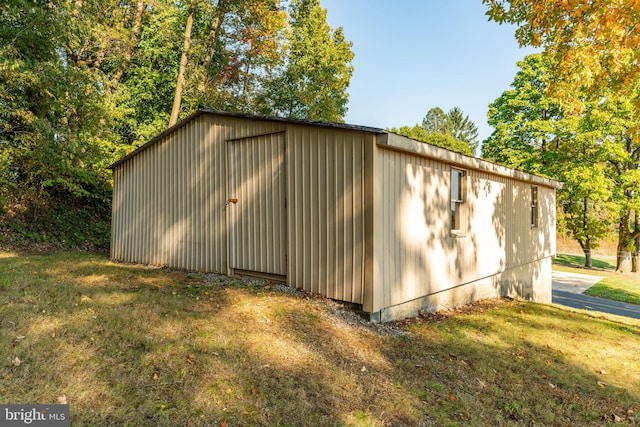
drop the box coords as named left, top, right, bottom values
left=554, top=254, right=616, bottom=271
left=1, top=253, right=639, bottom=426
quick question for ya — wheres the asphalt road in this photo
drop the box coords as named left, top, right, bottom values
left=552, top=289, right=640, bottom=320
left=551, top=271, right=640, bottom=319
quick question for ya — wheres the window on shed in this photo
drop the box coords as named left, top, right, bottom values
left=531, top=186, right=539, bottom=227
left=450, top=168, right=467, bottom=232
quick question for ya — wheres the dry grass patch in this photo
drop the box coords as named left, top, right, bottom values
left=1, top=252, right=639, bottom=426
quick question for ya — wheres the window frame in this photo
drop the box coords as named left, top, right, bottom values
left=450, top=168, right=467, bottom=235
left=531, top=185, right=539, bottom=228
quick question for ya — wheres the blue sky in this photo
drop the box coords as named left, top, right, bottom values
left=320, top=0, right=537, bottom=144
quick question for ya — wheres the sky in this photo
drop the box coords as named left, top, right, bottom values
left=320, top=0, right=537, bottom=144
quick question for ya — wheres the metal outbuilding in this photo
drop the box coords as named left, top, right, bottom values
left=110, top=108, right=560, bottom=322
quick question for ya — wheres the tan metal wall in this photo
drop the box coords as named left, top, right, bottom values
left=111, top=114, right=367, bottom=305
left=370, top=145, right=556, bottom=313
left=111, top=114, right=283, bottom=272
left=286, top=125, right=366, bottom=304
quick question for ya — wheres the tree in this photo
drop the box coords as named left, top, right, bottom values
left=169, top=0, right=197, bottom=127
left=484, top=2, right=640, bottom=270
left=0, top=0, right=116, bottom=247
left=422, top=107, right=452, bottom=135
left=388, top=125, right=474, bottom=156
left=483, top=0, right=640, bottom=108
left=482, top=54, right=613, bottom=268
left=482, top=54, right=569, bottom=175
left=584, top=95, right=640, bottom=272
left=448, top=107, right=479, bottom=153
left=0, top=0, right=356, bottom=248
left=262, top=0, right=355, bottom=122
left=391, top=106, right=478, bottom=156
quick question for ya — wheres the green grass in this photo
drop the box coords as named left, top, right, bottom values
left=553, top=254, right=616, bottom=271
left=585, top=277, right=640, bottom=305
left=1, top=251, right=640, bottom=426
left=554, top=253, right=640, bottom=305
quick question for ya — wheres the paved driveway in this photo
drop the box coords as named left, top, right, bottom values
left=551, top=271, right=640, bottom=319
left=551, top=271, right=604, bottom=294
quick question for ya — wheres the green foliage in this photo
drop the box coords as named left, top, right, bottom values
left=447, top=107, right=479, bottom=152
left=482, top=54, right=568, bottom=175
left=1, top=0, right=355, bottom=249
left=261, top=0, right=355, bottom=122
left=390, top=106, right=478, bottom=156
left=483, top=0, right=640, bottom=110
left=0, top=0, right=118, bottom=249
left=482, top=53, right=640, bottom=269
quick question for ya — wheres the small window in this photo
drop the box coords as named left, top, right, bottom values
left=531, top=186, right=539, bottom=228
left=451, top=168, right=466, bottom=232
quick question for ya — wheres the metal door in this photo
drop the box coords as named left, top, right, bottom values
left=227, top=132, right=286, bottom=275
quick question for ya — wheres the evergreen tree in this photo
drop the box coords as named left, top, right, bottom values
left=391, top=106, right=478, bottom=156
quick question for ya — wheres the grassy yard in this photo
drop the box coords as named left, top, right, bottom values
left=553, top=254, right=640, bottom=305
left=1, top=252, right=639, bottom=426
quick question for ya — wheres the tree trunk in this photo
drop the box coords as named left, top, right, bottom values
left=203, top=0, right=226, bottom=73
left=616, top=211, right=631, bottom=272
left=583, top=239, right=592, bottom=269
left=633, top=212, right=639, bottom=273
left=109, top=1, right=145, bottom=92
left=169, top=0, right=196, bottom=127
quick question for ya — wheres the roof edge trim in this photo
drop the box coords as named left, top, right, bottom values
left=380, top=132, right=563, bottom=189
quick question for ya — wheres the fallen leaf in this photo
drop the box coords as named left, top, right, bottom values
left=597, top=381, right=607, bottom=388
left=251, top=387, right=258, bottom=395
left=448, top=395, right=457, bottom=402
left=58, top=395, right=67, bottom=404
left=153, top=373, right=159, bottom=381
left=12, top=357, right=21, bottom=367
left=4, top=374, right=13, bottom=381
left=548, top=382, right=557, bottom=389
left=361, top=366, right=367, bottom=372
left=220, top=421, right=227, bottom=427
left=545, top=360, right=551, bottom=367
left=613, top=414, right=622, bottom=422
left=15, top=336, right=25, bottom=341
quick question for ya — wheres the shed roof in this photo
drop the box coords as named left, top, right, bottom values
left=108, top=107, right=386, bottom=169
left=108, top=107, right=562, bottom=189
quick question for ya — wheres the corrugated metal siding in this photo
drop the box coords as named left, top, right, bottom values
left=111, top=115, right=283, bottom=272
left=111, top=112, right=556, bottom=314
left=228, top=132, right=286, bottom=275
left=373, top=146, right=556, bottom=311
left=287, top=125, right=366, bottom=304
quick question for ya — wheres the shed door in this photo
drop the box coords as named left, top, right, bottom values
left=228, top=132, right=286, bottom=276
